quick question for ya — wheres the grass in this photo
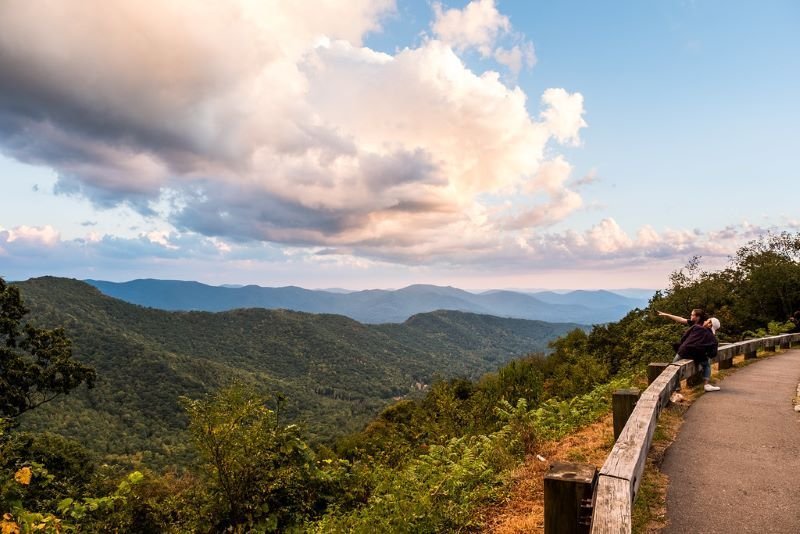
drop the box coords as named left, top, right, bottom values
left=483, top=413, right=615, bottom=533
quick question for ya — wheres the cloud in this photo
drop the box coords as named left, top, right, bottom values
left=517, top=219, right=732, bottom=268
left=0, top=220, right=791, bottom=287
left=540, top=89, right=588, bottom=146
left=571, top=169, right=599, bottom=188
left=432, top=0, right=510, bottom=56
left=2, top=225, right=60, bottom=247
left=494, top=43, right=537, bottom=75
left=505, top=157, right=583, bottom=229
left=0, top=0, right=586, bottom=266
left=432, top=0, right=535, bottom=75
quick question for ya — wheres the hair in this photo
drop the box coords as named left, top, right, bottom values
left=691, top=308, right=707, bottom=324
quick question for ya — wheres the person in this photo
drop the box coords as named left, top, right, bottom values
left=789, top=311, right=800, bottom=333
left=705, top=317, right=721, bottom=336
left=658, top=309, right=721, bottom=392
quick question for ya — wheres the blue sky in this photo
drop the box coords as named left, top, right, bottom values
left=1, top=0, right=798, bottom=290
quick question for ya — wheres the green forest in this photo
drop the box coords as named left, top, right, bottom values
left=2, top=232, right=800, bottom=533
left=10, top=277, right=577, bottom=468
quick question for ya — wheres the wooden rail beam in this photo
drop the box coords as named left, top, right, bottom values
left=591, top=476, right=631, bottom=534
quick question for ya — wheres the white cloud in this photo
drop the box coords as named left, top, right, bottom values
left=587, top=219, right=634, bottom=253
left=505, top=157, right=583, bottom=229
left=432, top=0, right=535, bottom=77
left=540, top=89, right=588, bottom=146
left=145, top=231, right=179, bottom=249
left=3, top=225, right=60, bottom=246
left=493, top=42, right=537, bottom=75
left=432, top=0, right=510, bottom=56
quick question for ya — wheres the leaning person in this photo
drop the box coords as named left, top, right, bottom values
left=659, top=309, right=721, bottom=392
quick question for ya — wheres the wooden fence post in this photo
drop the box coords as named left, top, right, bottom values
left=647, top=363, right=669, bottom=384
left=612, top=389, right=640, bottom=441
left=764, top=339, right=776, bottom=353
left=718, top=354, right=733, bottom=369
left=544, top=462, right=598, bottom=534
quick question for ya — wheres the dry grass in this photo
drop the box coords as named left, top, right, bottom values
left=482, top=400, right=688, bottom=534
left=483, top=414, right=615, bottom=533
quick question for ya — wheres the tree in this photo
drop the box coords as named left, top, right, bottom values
left=0, top=277, right=96, bottom=421
left=730, top=232, right=800, bottom=326
left=181, top=384, right=323, bottom=531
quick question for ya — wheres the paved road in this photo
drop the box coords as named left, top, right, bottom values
left=662, top=349, right=800, bottom=534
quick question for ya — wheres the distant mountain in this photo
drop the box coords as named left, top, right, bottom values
left=15, top=277, right=580, bottom=467
left=86, top=279, right=652, bottom=324
left=607, top=288, right=657, bottom=300
left=526, top=289, right=648, bottom=309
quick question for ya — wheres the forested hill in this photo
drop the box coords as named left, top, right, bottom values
left=13, top=277, right=579, bottom=467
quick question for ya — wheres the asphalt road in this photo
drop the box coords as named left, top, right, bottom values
left=661, top=349, right=800, bottom=534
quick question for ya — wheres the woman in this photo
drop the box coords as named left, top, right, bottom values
left=658, top=309, right=721, bottom=392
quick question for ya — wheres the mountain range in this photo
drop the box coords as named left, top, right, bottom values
left=86, top=279, right=651, bottom=324
left=15, top=277, right=581, bottom=467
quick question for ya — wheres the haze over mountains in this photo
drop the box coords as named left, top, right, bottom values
left=86, top=279, right=651, bottom=325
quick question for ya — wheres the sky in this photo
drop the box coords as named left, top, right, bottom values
left=1, top=0, right=798, bottom=291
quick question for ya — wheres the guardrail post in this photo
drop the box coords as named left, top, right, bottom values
left=718, top=354, right=733, bottom=369
left=613, top=389, right=640, bottom=440
left=764, top=339, right=776, bottom=353
left=780, top=336, right=790, bottom=350
left=544, top=462, right=597, bottom=534
left=647, top=363, right=669, bottom=384
left=744, top=340, right=758, bottom=360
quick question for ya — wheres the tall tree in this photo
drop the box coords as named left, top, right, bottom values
left=0, top=277, right=96, bottom=421
left=181, top=384, right=322, bottom=531
left=730, top=232, right=800, bottom=325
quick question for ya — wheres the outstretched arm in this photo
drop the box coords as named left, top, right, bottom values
left=657, top=310, right=688, bottom=325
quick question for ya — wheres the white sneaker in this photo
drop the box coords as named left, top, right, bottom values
left=704, top=384, right=720, bottom=392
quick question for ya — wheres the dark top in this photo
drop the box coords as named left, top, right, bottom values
left=676, top=324, right=718, bottom=362
left=789, top=318, right=800, bottom=334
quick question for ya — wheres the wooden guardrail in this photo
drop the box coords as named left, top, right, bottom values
left=544, top=332, right=800, bottom=534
